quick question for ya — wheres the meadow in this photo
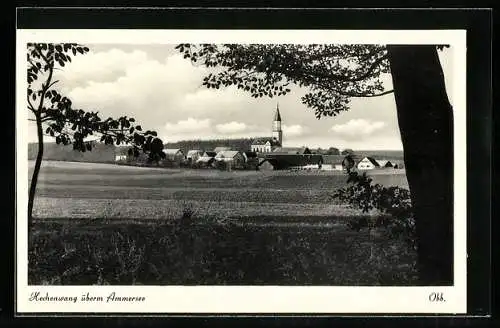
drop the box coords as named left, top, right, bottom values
left=27, top=160, right=417, bottom=285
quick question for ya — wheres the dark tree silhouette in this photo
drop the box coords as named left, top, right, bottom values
left=27, top=43, right=165, bottom=226
left=175, top=43, right=453, bottom=285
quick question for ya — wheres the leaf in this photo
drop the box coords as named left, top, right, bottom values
left=136, top=125, right=142, bottom=131
left=55, top=45, right=62, bottom=52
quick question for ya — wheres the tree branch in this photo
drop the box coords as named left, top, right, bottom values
left=341, top=89, right=395, bottom=98
left=46, top=80, right=59, bottom=90
left=34, top=46, right=54, bottom=112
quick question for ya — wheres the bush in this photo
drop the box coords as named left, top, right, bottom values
left=332, top=170, right=416, bottom=249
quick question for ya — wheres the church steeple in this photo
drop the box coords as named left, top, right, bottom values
left=274, top=103, right=282, bottom=122
left=272, top=103, right=283, bottom=146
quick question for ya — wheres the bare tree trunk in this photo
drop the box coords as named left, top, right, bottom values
left=387, top=45, right=454, bottom=285
left=28, top=115, right=43, bottom=227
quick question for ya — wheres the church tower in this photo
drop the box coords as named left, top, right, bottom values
left=272, top=103, right=283, bottom=146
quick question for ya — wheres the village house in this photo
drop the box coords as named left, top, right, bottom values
left=196, top=151, right=217, bottom=168
left=186, top=149, right=204, bottom=163
left=376, top=159, right=394, bottom=168
left=214, top=150, right=246, bottom=169
left=114, top=146, right=129, bottom=162
left=261, top=153, right=323, bottom=170
left=357, top=156, right=381, bottom=170
left=321, top=155, right=347, bottom=171
left=162, top=149, right=186, bottom=163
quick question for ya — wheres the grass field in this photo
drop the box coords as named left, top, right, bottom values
left=30, top=160, right=408, bottom=220
left=27, top=160, right=416, bottom=285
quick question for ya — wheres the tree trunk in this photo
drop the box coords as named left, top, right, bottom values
left=387, top=45, right=454, bottom=285
left=28, top=115, right=44, bottom=228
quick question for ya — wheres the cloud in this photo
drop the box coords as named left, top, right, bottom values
left=55, top=49, right=151, bottom=87
left=26, top=44, right=408, bottom=150
left=164, top=118, right=211, bottom=134
left=215, top=121, right=247, bottom=134
left=283, top=124, right=307, bottom=137
left=330, top=119, right=385, bottom=138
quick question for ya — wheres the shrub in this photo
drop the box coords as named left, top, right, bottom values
left=332, top=170, right=416, bottom=249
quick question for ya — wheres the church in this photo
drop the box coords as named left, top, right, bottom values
left=250, top=104, right=283, bottom=153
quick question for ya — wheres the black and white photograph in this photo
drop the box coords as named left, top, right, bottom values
left=16, top=27, right=468, bottom=314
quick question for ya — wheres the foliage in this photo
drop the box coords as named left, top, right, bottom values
left=326, top=147, right=340, bottom=155
left=27, top=42, right=165, bottom=163
left=29, top=219, right=417, bottom=286
left=176, top=43, right=392, bottom=119
left=164, top=138, right=255, bottom=154
left=332, top=170, right=416, bottom=249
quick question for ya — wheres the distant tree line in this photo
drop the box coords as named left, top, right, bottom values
left=164, top=138, right=255, bottom=154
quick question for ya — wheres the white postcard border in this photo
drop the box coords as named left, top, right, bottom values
left=16, top=29, right=467, bottom=314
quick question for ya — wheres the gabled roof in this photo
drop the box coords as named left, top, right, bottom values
left=202, top=151, right=217, bottom=157
left=186, top=149, right=203, bottom=156
left=376, top=159, right=393, bottom=167
left=321, top=155, right=346, bottom=165
left=196, top=156, right=215, bottom=163
left=163, top=148, right=183, bottom=155
left=215, top=150, right=242, bottom=159
left=252, top=137, right=281, bottom=146
left=359, top=156, right=380, bottom=167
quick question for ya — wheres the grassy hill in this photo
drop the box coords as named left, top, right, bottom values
left=28, top=142, right=116, bottom=163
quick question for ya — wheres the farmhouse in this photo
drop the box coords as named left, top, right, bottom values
left=114, top=146, right=130, bottom=162
left=215, top=150, right=246, bottom=169
left=321, top=155, right=347, bottom=171
left=357, top=156, right=381, bottom=170
left=186, top=149, right=204, bottom=163
left=376, top=159, right=394, bottom=168
left=261, top=153, right=323, bottom=170
left=162, top=149, right=185, bottom=162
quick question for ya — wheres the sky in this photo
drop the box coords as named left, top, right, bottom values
left=27, top=44, right=454, bottom=150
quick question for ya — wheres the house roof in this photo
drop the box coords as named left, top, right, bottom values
left=215, top=150, right=242, bottom=159
left=262, top=154, right=323, bottom=169
left=273, top=147, right=311, bottom=155
left=252, top=137, right=281, bottom=146
left=187, top=150, right=203, bottom=156
left=163, top=148, right=183, bottom=155
left=214, top=146, right=232, bottom=153
left=321, top=155, right=347, bottom=165
left=376, top=159, right=393, bottom=167
left=359, top=156, right=381, bottom=167
left=197, top=156, right=215, bottom=163
left=202, top=151, right=217, bottom=157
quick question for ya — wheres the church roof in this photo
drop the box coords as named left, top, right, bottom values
left=252, top=137, right=281, bottom=146
left=274, top=104, right=282, bottom=121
